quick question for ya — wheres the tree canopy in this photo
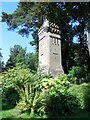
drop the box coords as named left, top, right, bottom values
left=5, top=45, right=38, bottom=72
left=1, top=2, right=90, bottom=117
left=2, top=2, right=90, bottom=71
left=5, top=45, right=26, bottom=69
left=0, top=49, right=2, bottom=72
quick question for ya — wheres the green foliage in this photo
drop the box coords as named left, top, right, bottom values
left=0, top=48, right=5, bottom=72
left=5, top=45, right=26, bottom=69
left=4, top=88, right=19, bottom=105
left=5, top=45, right=38, bottom=72
left=47, top=92, right=79, bottom=117
left=73, top=46, right=89, bottom=67
left=68, top=66, right=88, bottom=84
left=25, top=52, right=38, bottom=72
left=68, top=83, right=90, bottom=111
left=1, top=62, right=90, bottom=118
left=1, top=101, right=30, bottom=119
left=35, top=86, right=79, bottom=117
left=0, top=48, right=2, bottom=57
left=30, top=27, right=39, bottom=53
left=2, top=63, right=34, bottom=89
left=86, top=72, right=90, bottom=82
left=34, top=74, right=70, bottom=93
left=2, top=2, right=90, bottom=70
left=33, top=76, right=79, bottom=117
left=1, top=63, right=36, bottom=111
left=57, top=74, right=71, bottom=88
left=69, top=66, right=87, bottom=78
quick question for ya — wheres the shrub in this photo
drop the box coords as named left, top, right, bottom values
left=68, top=66, right=87, bottom=84
left=85, top=72, right=90, bottom=82
left=84, top=82, right=90, bottom=111
left=68, top=82, right=90, bottom=111
left=36, top=74, right=70, bottom=92
left=4, top=87, right=19, bottom=105
left=35, top=88, right=79, bottom=117
left=57, top=74, right=70, bottom=88
left=0, top=63, right=36, bottom=112
left=34, top=76, right=79, bottom=117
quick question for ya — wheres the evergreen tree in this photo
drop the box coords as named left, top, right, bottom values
left=25, top=52, right=38, bottom=72
left=0, top=49, right=5, bottom=72
left=5, top=45, right=26, bottom=70
left=2, top=2, right=90, bottom=71
left=0, top=49, right=2, bottom=72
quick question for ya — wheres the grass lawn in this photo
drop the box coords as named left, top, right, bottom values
left=0, top=100, right=30, bottom=119
left=0, top=107, right=31, bottom=119
left=0, top=101, right=90, bottom=120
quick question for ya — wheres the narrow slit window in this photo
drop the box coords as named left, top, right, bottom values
left=52, top=37, right=54, bottom=45
left=54, top=39, right=56, bottom=45
left=57, top=39, right=59, bottom=46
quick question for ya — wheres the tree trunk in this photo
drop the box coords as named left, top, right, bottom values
left=87, top=31, right=90, bottom=56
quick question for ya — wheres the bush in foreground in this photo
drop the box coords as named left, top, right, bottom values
left=1, top=65, right=90, bottom=118
left=67, top=66, right=88, bottom=84
left=34, top=77, right=79, bottom=117
left=0, top=63, right=36, bottom=112
left=68, top=82, right=90, bottom=111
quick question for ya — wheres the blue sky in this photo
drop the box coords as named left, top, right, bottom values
left=0, top=1, right=80, bottom=64
left=0, top=2, right=34, bottom=63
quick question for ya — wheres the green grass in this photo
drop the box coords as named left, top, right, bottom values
left=0, top=107, right=30, bottom=119
left=0, top=100, right=30, bottom=119
left=0, top=101, right=90, bottom=119
left=1, top=108, right=90, bottom=120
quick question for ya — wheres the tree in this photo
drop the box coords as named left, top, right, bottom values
left=66, top=2, right=90, bottom=69
left=0, top=49, right=5, bottom=72
left=5, top=45, right=38, bottom=72
left=5, top=45, right=26, bottom=70
left=0, top=49, right=2, bottom=72
left=2, top=2, right=90, bottom=71
left=1, top=2, right=72, bottom=71
left=87, top=20, right=90, bottom=56
left=1, top=63, right=36, bottom=111
left=25, top=52, right=38, bottom=72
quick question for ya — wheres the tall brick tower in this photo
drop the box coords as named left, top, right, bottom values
left=38, top=19, right=64, bottom=77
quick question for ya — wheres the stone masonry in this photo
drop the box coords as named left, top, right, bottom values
left=38, top=19, right=64, bottom=77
